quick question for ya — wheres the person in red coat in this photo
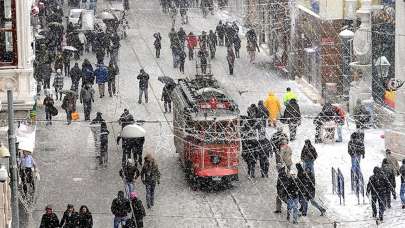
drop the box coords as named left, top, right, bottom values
left=186, top=32, right=198, bottom=60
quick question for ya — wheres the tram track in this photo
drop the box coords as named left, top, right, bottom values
left=114, top=1, right=253, bottom=227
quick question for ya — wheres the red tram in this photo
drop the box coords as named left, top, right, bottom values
left=172, top=75, right=240, bottom=188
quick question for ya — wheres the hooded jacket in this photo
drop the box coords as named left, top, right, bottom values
left=282, top=99, right=301, bottom=124
left=94, top=64, right=108, bottom=84
left=301, top=140, right=318, bottom=162
left=367, top=167, right=390, bottom=197
left=264, top=92, right=281, bottom=122
left=111, top=192, right=131, bottom=217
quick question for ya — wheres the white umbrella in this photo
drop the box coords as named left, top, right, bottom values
left=121, top=124, right=146, bottom=138
left=63, top=46, right=78, bottom=51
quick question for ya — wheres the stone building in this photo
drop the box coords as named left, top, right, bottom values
left=0, top=0, right=35, bottom=119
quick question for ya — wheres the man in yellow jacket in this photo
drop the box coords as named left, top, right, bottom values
left=264, top=91, right=282, bottom=127
left=283, top=87, right=298, bottom=105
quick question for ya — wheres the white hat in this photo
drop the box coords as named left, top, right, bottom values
left=127, top=159, right=134, bottom=165
left=56, top=69, right=62, bottom=74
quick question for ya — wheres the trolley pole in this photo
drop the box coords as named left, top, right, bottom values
left=7, top=90, right=20, bottom=228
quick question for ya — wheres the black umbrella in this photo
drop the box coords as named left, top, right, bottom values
left=158, top=76, right=176, bottom=85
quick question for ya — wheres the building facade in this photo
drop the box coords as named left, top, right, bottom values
left=0, top=0, right=35, bottom=118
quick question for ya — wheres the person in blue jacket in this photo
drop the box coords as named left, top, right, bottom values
left=94, top=62, right=109, bottom=98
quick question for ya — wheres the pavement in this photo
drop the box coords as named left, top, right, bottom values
left=28, top=1, right=331, bottom=228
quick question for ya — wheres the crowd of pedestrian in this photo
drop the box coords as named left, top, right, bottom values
left=40, top=204, right=93, bottom=228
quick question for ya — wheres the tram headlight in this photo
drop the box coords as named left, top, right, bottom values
left=211, top=155, right=221, bottom=165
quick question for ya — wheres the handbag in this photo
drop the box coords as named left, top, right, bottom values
left=72, top=111, right=80, bottom=121
left=50, top=106, right=58, bottom=116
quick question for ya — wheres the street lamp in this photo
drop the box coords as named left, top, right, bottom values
left=375, top=56, right=391, bottom=79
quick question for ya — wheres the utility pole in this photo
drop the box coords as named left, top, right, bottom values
left=7, top=90, right=19, bottom=228
left=288, top=0, right=297, bottom=80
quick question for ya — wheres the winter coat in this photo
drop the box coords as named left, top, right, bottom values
left=276, top=169, right=289, bottom=203
left=334, top=105, right=345, bottom=125
left=94, top=65, right=108, bottom=84
left=286, top=175, right=299, bottom=199
left=54, top=55, right=64, bottom=71
left=348, top=135, right=365, bottom=158
left=108, top=65, right=118, bottom=82
left=227, top=48, right=235, bottom=65
left=386, top=153, right=400, bottom=175
left=141, top=159, right=160, bottom=185
left=119, top=113, right=134, bottom=128
left=111, top=196, right=131, bottom=217
left=43, top=96, right=55, bottom=110
left=131, top=198, right=146, bottom=221
left=53, top=73, right=64, bottom=91
left=257, top=101, right=268, bottom=119
left=216, top=24, right=225, bottom=37
left=78, top=212, right=93, bottom=228
left=297, top=164, right=316, bottom=200
left=271, top=130, right=288, bottom=155
left=301, top=142, right=318, bottom=162
left=40, top=213, right=60, bottom=228
left=178, top=30, right=187, bottom=43
left=80, top=87, right=95, bottom=103
left=154, top=37, right=162, bottom=49
left=353, top=103, right=370, bottom=125
left=279, top=144, right=292, bottom=168
left=242, top=140, right=258, bottom=164
left=161, top=86, right=172, bottom=102
left=400, top=164, right=405, bottom=184
left=179, top=50, right=186, bottom=63
left=313, top=103, right=339, bottom=125
left=60, top=211, right=79, bottom=228
left=367, top=167, right=390, bottom=197
left=381, top=162, right=396, bottom=192
left=81, top=64, right=94, bottom=82
left=264, top=92, right=282, bottom=122
left=283, top=91, right=298, bottom=105
left=282, top=99, right=301, bottom=125
left=119, top=164, right=140, bottom=183
left=137, top=72, right=150, bottom=89
left=233, top=35, right=241, bottom=50
left=186, top=35, right=198, bottom=49
left=40, top=64, right=52, bottom=82
left=70, top=65, right=82, bottom=85
left=62, top=93, right=77, bottom=112
left=208, top=32, right=217, bottom=47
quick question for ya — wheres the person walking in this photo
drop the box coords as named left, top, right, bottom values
left=54, top=53, right=64, bottom=75
left=70, top=62, right=82, bottom=92
left=111, top=191, right=132, bottom=228
left=130, top=192, right=146, bottom=228
left=153, top=32, right=162, bottom=58
left=43, top=90, right=55, bottom=126
left=400, top=159, right=405, bottom=209
left=348, top=131, right=365, bottom=180
left=99, top=122, right=109, bottom=166
left=385, top=149, right=400, bottom=175
left=226, top=46, right=235, bottom=75
left=19, top=150, right=37, bottom=195
left=313, top=103, right=339, bottom=143
left=94, top=62, right=108, bottom=98
left=107, top=62, right=118, bottom=97
left=198, top=48, right=208, bottom=74
left=186, top=32, right=198, bottom=60
left=178, top=49, right=186, bottom=73
left=242, top=139, right=258, bottom=178
left=43, top=63, right=52, bottom=89
left=81, top=59, right=94, bottom=86
left=60, top=204, right=79, bottom=228
left=141, top=154, right=161, bottom=209
left=208, top=30, right=217, bottom=59
left=279, top=139, right=292, bottom=172
left=161, top=84, right=172, bottom=113
left=119, top=159, right=140, bottom=194
left=216, top=20, right=225, bottom=46
left=271, top=127, right=288, bottom=171
left=381, top=158, right=396, bottom=209
left=178, top=27, right=187, bottom=50
left=367, top=167, right=389, bottom=221
left=296, top=163, right=326, bottom=216
left=300, top=139, right=318, bottom=174
left=353, top=99, right=371, bottom=129
left=264, top=91, right=282, bottom=127
left=286, top=170, right=299, bottom=224
left=283, top=87, right=298, bottom=105
left=274, top=166, right=289, bottom=214
left=80, top=84, right=95, bottom=121
left=137, top=69, right=150, bottom=104
left=40, top=205, right=60, bottom=228
left=78, top=205, right=93, bottom=228
left=233, top=34, right=241, bottom=58
left=63, top=50, right=72, bottom=77
left=334, top=105, right=345, bottom=143
left=282, top=98, right=301, bottom=141
left=53, top=69, right=64, bottom=101
left=61, top=91, right=77, bottom=125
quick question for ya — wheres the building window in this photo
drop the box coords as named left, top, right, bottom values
left=0, top=0, right=17, bottom=66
